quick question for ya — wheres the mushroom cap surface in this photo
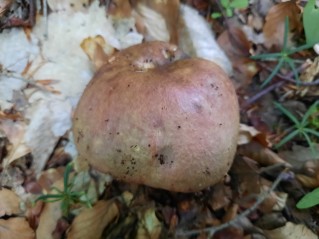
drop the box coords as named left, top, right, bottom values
left=73, top=41, right=239, bottom=192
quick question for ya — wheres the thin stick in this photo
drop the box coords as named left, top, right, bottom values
left=262, top=63, right=319, bottom=86
left=43, top=0, right=48, bottom=39
left=243, top=64, right=308, bottom=108
left=175, top=169, right=288, bottom=238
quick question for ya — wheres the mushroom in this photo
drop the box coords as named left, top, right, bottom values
left=73, top=41, right=239, bottom=192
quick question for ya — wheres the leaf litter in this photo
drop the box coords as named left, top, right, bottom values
left=0, top=0, right=319, bottom=238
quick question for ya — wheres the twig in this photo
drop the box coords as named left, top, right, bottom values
left=175, top=169, right=288, bottom=238
left=261, top=63, right=319, bottom=86
left=1, top=69, right=52, bottom=93
left=43, top=0, right=48, bottom=39
left=243, top=81, right=284, bottom=108
left=243, top=64, right=308, bottom=108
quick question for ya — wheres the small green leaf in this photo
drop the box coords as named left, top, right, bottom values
left=230, top=0, right=248, bottom=9
left=303, top=0, right=319, bottom=46
left=225, top=8, right=233, bottom=17
left=297, top=188, right=319, bottom=209
left=211, top=12, right=222, bottom=19
left=221, top=0, right=230, bottom=8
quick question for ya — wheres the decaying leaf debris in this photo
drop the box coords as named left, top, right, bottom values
left=0, top=0, right=319, bottom=238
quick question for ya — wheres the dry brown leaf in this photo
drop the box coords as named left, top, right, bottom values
left=36, top=179, right=63, bottom=239
left=218, top=28, right=259, bottom=88
left=67, top=200, right=119, bottom=239
left=295, top=174, right=319, bottom=188
left=264, top=222, right=317, bottom=239
left=134, top=0, right=180, bottom=44
left=0, top=217, right=35, bottom=239
left=231, top=157, right=261, bottom=197
left=279, top=144, right=319, bottom=170
left=208, top=183, right=232, bottom=211
left=298, top=57, right=319, bottom=96
left=258, top=182, right=287, bottom=213
left=1, top=120, right=30, bottom=166
left=238, top=124, right=269, bottom=147
left=80, top=35, right=115, bottom=70
left=37, top=168, right=64, bottom=192
left=222, top=204, right=238, bottom=223
left=238, top=141, right=290, bottom=167
left=263, top=1, right=302, bottom=48
left=0, top=188, right=21, bottom=217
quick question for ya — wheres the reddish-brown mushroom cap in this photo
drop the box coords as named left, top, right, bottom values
left=73, top=41, right=239, bottom=192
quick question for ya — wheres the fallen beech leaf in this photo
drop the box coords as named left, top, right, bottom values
left=259, top=183, right=287, bottom=212
left=209, top=183, right=232, bottom=211
left=238, top=124, right=270, bottom=147
left=67, top=200, right=119, bottom=239
left=134, top=0, right=180, bottom=44
left=279, top=144, right=319, bottom=170
left=36, top=180, right=63, bottom=239
left=222, top=204, right=238, bottom=223
left=136, top=207, right=162, bottom=239
left=263, top=1, right=302, bottom=48
left=1, top=120, right=30, bottom=165
left=0, top=188, right=21, bottom=216
left=37, top=168, right=64, bottom=192
left=238, top=141, right=290, bottom=167
left=231, top=157, right=261, bottom=197
left=298, top=57, right=319, bottom=96
left=255, top=213, right=287, bottom=230
left=81, top=35, right=115, bottom=70
left=264, top=222, right=317, bottom=239
left=0, top=217, right=35, bottom=239
left=213, top=227, right=244, bottom=239
left=217, top=28, right=258, bottom=88
left=295, top=174, right=319, bottom=188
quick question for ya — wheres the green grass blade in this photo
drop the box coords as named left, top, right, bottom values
left=274, top=102, right=301, bottom=125
left=36, top=194, right=63, bottom=202
left=260, top=59, right=284, bottom=88
left=302, top=132, right=318, bottom=155
left=302, top=101, right=319, bottom=125
left=288, top=43, right=314, bottom=54
left=251, top=52, right=282, bottom=60
left=275, top=130, right=299, bottom=148
left=283, top=17, right=289, bottom=50
left=64, top=163, right=73, bottom=191
left=286, top=58, right=300, bottom=85
left=304, top=128, right=319, bottom=138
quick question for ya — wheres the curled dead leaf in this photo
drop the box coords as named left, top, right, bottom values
left=296, top=174, right=319, bottom=188
left=238, top=141, right=290, bottom=167
left=36, top=179, right=63, bottom=239
left=218, top=28, right=259, bottom=88
left=0, top=188, right=21, bottom=216
left=263, top=1, right=302, bottom=48
left=238, top=124, right=270, bottom=147
left=264, top=222, right=317, bottom=239
left=67, top=200, right=119, bottom=239
left=80, top=35, right=115, bottom=70
left=0, top=217, right=35, bottom=239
